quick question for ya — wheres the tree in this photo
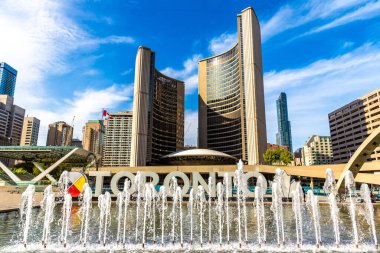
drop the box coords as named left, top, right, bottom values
left=263, top=149, right=276, bottom=164
left=263, top=148, right=293, bottom=165
left=279, top=149, right=293, bottom=165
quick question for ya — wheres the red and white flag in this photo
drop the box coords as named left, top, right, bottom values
left=102, top=109, right=112, bottom=119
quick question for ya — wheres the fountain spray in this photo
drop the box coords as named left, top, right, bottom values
left=306, top=190, right=321, bottom=248
left=323, top=168, right=340, bottom=247
left=189, top=188, right=194, bottom=245
left=234, top=160, right=247, bottom=248
left=150, top=184, right=157, bottom=244
left=159, top=186, right=167, bottom=245
left=208, top=177, right=213, bottom=245
left=79, top=183, right=92, bottom=247
left=196, top=185, right=206, bottom=247
left=216, top=182, right=224, bottom=247
left=142, top=183, right=152, bottom=248
left=255, top=175, right=266, bottom=247
left=20, top=185, right=35, bottom=248
left=60, top=193, right=72, bottom=247
left=98, top=192, right=111, bottom=246
left=169, top=177, right=178, bottom=246
left=135, top=172, right=145, bottom=242
left=291, top=182, right=304, bottom=248
left=223, top=173, right=231, bottom=244
left=360, top=183, right=378, bottom=249
left=41, top=185, right=55, bottom=248
left=271, top=169, right=285, bottom=247
left=176, top=186, right=184, bottom=247
left=345, top=171, right=359, bottom=248
left=122, top=179, right=131, bottom=246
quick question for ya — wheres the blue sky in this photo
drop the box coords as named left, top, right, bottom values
left=0, top=0, right=380, bottom=149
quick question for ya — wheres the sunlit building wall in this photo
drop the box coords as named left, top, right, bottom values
left=130, top=46, right=184, bottom=166
left=198, top=7, right=267, bottom=165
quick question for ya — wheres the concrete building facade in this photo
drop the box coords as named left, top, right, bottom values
left=0, top=62, right=17, bottom=97
left=276, top=92, right=292, bottom=152
left=103, top=111, right=133, bottom=167
left=0, top=95, right=25, bottom=145
left=20, top=117, right=40, bottom=146
left=302, top=135, right=333, bottom=166
left=198, top=7, right=267, bottom=165
left=130, top=46, right=184, bottom=166
left=329, top=88, right=380, bottom=163
left=46, top=121, right=73, bottom=146
left=82, top=120, right=104, bottom=157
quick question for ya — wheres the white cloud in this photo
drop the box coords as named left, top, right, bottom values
left=35, top=84, right=134, bottom=144
left=264, top=42, right=380, bottom=149
left=161, top=54, right=202, bottom=95
left=208, top=33, right=237, bottom=55
left=121, top=68, right=133, bottom=76
left=184, top=110, right=198, bottom=146
left=0, top=0, right=135, bottom=144
left=261, top=0, right=369, bottom=41
left=306, top=0, right=380, bottom=35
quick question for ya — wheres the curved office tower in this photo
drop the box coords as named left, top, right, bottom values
left=198, top=7, right=267, bottom=165
left=130, top=46, right=184, bottom=167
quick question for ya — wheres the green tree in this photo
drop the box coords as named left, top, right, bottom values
left=263, top=149, right=275, bottom=164
left=12, top=167, right=28, bottom=175
left=279, top=149, right=293, bottom=165
left=263, top=148, right=293, bottom=165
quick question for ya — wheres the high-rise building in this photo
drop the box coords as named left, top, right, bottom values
left=0, top=95, right=25, bottom=166
left=46, top=121, right=73, bottom=146
left=20, top=117, right=40, bottom=146
left=130, top=46, right=185, bottom=166
left=329, top=88, right=380, bottom=163
left=0, top=62, right=17, bottom=97
left=103, top=111, right=133, bottom=167
left=82, top=120, right=105, bottom=157
left=276, top=92, right=292, bottom=152
left=302, top=135, right=333, bottom=166
left=0, top=95, right=25, bottom=145
left=293, top=148, right=303, bottom=166
left=198, top=7, right=267, bottom=165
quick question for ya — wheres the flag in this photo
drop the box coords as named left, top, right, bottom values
left=102, top=109, right=107, bottom=117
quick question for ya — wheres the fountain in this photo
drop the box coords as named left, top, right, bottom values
left=188, top=188, right=195, bottom=245
left=360, top=183, right=378, bottom=249
left=196, top=185, right=206, bottom=247
left=234, top=160, right=248, bottom=247
left=223, top=173, right=231, bottom=244
left=79, top=183, right=92, bottom=247
left=271, top=169, right=285, bottom=246
left=323, top=168, right=340, bottom=247
left=98, top=191, right=111, bottom=246
left=159, top=185, right=167, bottom=245
left=20, top=184, right=35, bottom=248
left=291, top=182, right=303, bottom=248
left=216, top=182, right=224, bottom=247
left=6, top=164, right=380, bottom=252
left=134, top=172, right=145, bottom=242
left=60, top=193, right=72, bottom=247
left=306, top=190, right=321, bottom=248
left=207, top=177, right=212, bottom=244
left=41, top=185, right=55, bottom=248
left=255, top=175, right=266, bottom=247
left=345, top=171, right=359, bottom=248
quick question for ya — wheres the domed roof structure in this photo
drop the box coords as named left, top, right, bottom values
left=160, top=148, right=237, bottom=165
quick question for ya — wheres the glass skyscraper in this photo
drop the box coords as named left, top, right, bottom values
left=276, top=92, right=292, bottom=152
left=0, top=62, right=17, bottom=97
